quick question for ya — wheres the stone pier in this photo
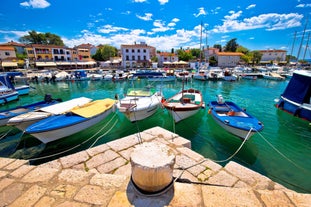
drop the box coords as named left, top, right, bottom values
left=0, top=126, right=310, bottom=206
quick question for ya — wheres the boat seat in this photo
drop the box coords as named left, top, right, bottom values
left=214, top=106, right=230, bottom=112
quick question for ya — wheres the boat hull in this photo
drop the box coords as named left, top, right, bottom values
left=167, top=107, right=201, bottom=123
left=0, top=98, right=59, bottom=126
left=276, top=96, right=311, bottom=122
left=209, top=100, right=263, bottom=140
left=15, top=85, right=30, bottom=95
left=163, top=88, right=203, bottom=123
left=117, top=91, right=163, bottom=122
left=0, top=91, right=19, bottom=104
left=26, top=107, right=113, bottom=144
left=211, top=114, right=256, bottom=139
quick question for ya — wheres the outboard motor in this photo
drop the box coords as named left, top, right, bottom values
left=44, top=94, right=52, bottom=103
left=217, top=95, right=224, bottom=104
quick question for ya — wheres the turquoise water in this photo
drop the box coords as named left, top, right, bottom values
left=0, top=78, right=310, bottom=193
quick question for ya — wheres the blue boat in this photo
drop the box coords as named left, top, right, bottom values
left=275, top=70, right=311, bottom=122
left=25, top=98, right=116, bottom=143
left=0, top=74, right=19, bottom=104
left=0, top=94, right=61, bottom=126
left=208, top=95, right=264, bottom=140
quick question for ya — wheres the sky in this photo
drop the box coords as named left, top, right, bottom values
left=0, top=0, right=311, bottom=59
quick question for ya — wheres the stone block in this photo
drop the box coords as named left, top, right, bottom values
left=21, top=167, right=59, bottom=183
left=9, top=185, right=47, bottom=207
left=59, top=151, right=89, bottom=168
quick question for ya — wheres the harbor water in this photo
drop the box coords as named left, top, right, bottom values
left=0, top=77, right=310, bottom=193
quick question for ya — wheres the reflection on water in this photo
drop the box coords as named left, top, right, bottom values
left=0, top=78, right=310, bottom=193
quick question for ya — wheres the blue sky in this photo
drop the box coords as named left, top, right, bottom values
left=0, top=0, right=311, bottom=59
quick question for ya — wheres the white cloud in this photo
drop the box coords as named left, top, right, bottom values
left=136, top=13, right=153, bottom=21
left=212, top=11, right=303, bottom=33
left=194, top=7, right=206, bottom=17
left=246, top=4, right=256, bottom=10
left=20, top=0, right=50, bottom=9
left=152, top=20, right=171, bottom=32
left=158, top=0, right=169, bottom=5
left=130, top=29, right=146, bottom=35
left=171, top=18, right=180, bottom=23
left=97, top=25, right=129, bottom=34
left=296, top=4, right=311, bottom=8
left=133, top=0, right=147, bottom=2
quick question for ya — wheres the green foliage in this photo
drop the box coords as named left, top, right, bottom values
left=151, top=56, right=158, bottom=62
left=224, top=38, right=238, bottom=52
left=176, top=49, right=193, bottom=61
left=236, top=46, right=249, bottom=54
left=19, top=30, right=64, bottom=46
left=92, top=45, right=118, bottom=61
left=213, top=44, right=222, bottom=52
left=251, top=50, right=262, bottom=64
left=208, top=56, right=217, bottom=66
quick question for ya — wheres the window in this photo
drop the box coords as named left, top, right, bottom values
left=126, top=49, right=129, bottom=53
left=132, top=56, right=135, bottom=60
left=5, top=52, right=10, bottom=56
left=138, top=56, right=141, bottom=61
left=143, top=49, right=146, bottom=53
left=138, top=49, right=140, bottom=53
left=144, top=56, right=146, bottom=60
left=132, top=49, right=135, bottom=53
left=126, top=55, right=129, bottom=60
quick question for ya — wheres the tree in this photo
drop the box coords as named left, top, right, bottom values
left=224, top=38, right=238, bottom=52
left=251, top=50, right=262, bottom=65
left=19, top=30, right=64, bottom=46
left=176, top=49, right=193, bottom=61
left=213, top=44, right=222, bottom=52
left=236, top=46, right=249, bottom=54
left=92, top=45, right=118, bottom=61
left=208, top=56, right=217, bottom=66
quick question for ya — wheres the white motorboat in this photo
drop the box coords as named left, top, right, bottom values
left=117, top=87, right=163, bottom=122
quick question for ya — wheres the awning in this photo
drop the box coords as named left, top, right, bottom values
left=56, top=62, right=72, bottom=65
left=2, top=62, right=18, bottom=67
left=76, top=61, right=96, bottom=65
left=36, top=62, right=57, bottom=67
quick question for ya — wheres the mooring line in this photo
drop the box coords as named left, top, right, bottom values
left=28, top=113, right=118, bottom=161
left=255, top=129, right=307, bottom=171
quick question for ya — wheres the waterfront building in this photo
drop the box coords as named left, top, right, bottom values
left=156, top=52, right=179, bottom=68
left=0, top=45, right=18, bottom=70
left=121, top=42, right=156, bottom=68
left=259, top=49, right=287, bottom=65
left=216, top=52, right=243, bottom=67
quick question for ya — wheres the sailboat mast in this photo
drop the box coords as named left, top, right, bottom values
left=297, top=18, right=308, bottom=61
left=302, top=32, right=310, bottom=61
left=289, top=31, right=296, bottom=62
left=199, top=21, right=203, bottom=65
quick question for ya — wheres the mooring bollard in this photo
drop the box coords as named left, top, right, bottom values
left=130, top=142, right=176, bottom=193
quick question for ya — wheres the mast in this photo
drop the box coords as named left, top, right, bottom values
left=289, top=31, right=297, bottom=63
left=297, top=18, right=308, bottom=61
left=199, top=21, right=203, bottom=65
left=302, top=32, right=310, bottom=61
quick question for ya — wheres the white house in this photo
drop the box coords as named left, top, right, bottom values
left=259, top=49, right=287, bottom=64
left=216, top=52, right=243, bottom=67
left=120, top=42, right=156, bottom=68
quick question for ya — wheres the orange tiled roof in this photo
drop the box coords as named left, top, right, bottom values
left=0, top=46, right=15, bottom=51
left=217, top=52, right=243, bottom=56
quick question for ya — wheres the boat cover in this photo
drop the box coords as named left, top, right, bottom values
left=71, top=98, right=115, bottom=118
left=282, top=70, right=311, bottom=104
left=40, top=97, right=92, bottom=114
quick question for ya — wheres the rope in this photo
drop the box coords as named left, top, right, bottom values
left=0, top=128, right=13, bottom=140
left=28, top=113, right=118, bottom=161
left=255, top=129, right=306, bottom=171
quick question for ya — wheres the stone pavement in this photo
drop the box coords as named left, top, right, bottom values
left=0, top=126, right=310, bottom=207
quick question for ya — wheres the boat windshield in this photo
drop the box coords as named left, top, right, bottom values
left=127, top=88, right=154, bottom=97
